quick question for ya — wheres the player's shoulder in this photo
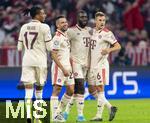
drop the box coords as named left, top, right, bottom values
left=86, top=26, right=93, bottom=35
left=102, top=27, right=111, bottom=32
left=21, top=23, right=28, bottom=28
left=53, top=31, right=62, bottom=40
left=19, top=23, right=28, bottom=31
left=52, top=33, right=62, bottom=45
left=86, top=26, right=92, bottom=31
left=40, top=23, right=50, bottom=29
left=56, top=31, right=62, bottom=37
left=102, top=27, right=113, bottom=35
left=68, top=26, right=77, bottom=32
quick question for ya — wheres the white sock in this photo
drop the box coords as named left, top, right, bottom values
left=35, top=89, right=43, bottom=100
left=57, top=93, right=71, bottom=114
left=99, top=92, right=112, bottom=112
left=50, top=96, right=58, bottom=120
left=76, top=94, right=84, bottom=116
left=25, top=88, right=34, bottom=119
left=96, top=92, right=105, bottom=118
left=35, top=89, right=43, bottom=116
left=65, top=96, right=74, bottom=114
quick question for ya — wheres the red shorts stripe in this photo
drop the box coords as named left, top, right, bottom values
left=102, top=68, right=106, bottom=84
left=54, top=64, right=58, bottom=85
left=70, top=58, right=73, bottom=67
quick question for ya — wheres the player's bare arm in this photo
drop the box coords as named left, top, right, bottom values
left=17, top=41, right=24, bottom=51
left=51, top=50, right=70, bottom=77
left=101, top=42, right=121, bottom=55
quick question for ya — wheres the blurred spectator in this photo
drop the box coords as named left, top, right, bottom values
left=142, top=0, right=150, bottom=38
left=123, top=0, right=145, bottom=31
left=0, top=0, right=149, bottom=66
left=114, top=47, right=131, bottom=66
left=0, top=28, right=5, bottom=45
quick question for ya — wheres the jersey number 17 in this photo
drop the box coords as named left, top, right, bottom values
left=24, top=32, right=38, bottom=49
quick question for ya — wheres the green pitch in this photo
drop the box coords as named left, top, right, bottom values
left=0, top=99, right=150, bottom=123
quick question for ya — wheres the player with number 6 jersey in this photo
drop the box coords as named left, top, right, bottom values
left=89, top=12, right=121, bottom=122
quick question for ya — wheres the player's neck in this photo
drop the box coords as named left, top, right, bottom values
left=76, top=24, right=86, bottom=30
left=95, top=27, right=104, bottom=32
left=31, top=19, right=41, bottom=22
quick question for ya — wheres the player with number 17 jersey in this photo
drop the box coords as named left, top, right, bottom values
left=18, top=19, right=52, bottom=67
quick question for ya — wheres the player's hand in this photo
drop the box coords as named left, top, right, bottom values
left=101, top=49, right=110, bottom=55
left=62, top=69, right=70, bottom=77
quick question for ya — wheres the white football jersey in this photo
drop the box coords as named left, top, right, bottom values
left=67, top=24, right=91, bottom=67
left=51, top=30, right=71, bottom=67
left=90, top=28, right=117, bottom=69
left=17, top=19, right=52, bottom=67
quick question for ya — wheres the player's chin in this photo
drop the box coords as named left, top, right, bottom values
left=63, top=26, right=68, bottom=31
left=42, top=18, right=46, bottom=22
left=101, top=25, right=104, bottom=28
left=82, top=22, right=87, bottom=26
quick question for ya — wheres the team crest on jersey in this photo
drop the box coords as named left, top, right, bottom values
left=58, top=79, right=62, bottom=83
left=98, top=35, right=102, bottom=39
left=74, top=72, right=78, bottom=77
left=54, top=40, right=59, bottom=45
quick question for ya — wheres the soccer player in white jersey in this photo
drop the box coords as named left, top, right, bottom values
left=50, top=15, right=74, bottom=122
left=17, top=6, right=52, bottom=123
left=89, top=12, right=121, bottom=121
left=63, top=10, right=92, bottom=122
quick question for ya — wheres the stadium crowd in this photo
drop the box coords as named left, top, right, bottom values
left=0, top=0, right=150, bottom=66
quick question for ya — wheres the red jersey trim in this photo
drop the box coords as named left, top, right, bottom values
left=102, top=27, right=110, bottom=32
left=112, top=41, right=118, bottom=45
left=56, top=30, right=67, bottom=37
left=76, top=24, right=82, bottom=31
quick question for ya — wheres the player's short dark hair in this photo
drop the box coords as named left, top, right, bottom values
left=77, top=10, right=87, bottom=17
left=23, top=6, right=42, bottom=18
left=55, top=15, right=66, bottom=22
left=55, top=15, right=66, bottom=27
left=95, top=11, right=106, bottom=19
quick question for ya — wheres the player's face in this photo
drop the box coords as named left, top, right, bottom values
left=57, top=18, right=68, bottom=32
left=95, top=16, right=106, bottom=30
left=78, top=12, right=88, bottom=28
left=38, top=9, right=46, bottom=22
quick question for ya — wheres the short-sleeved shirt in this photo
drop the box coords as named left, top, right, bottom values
left=90, top=27, right=117, bottom=69
left=17, top=19, right=52, bottom=67
left=67, top=25, right=91, bottom=67
left=51, top=30, right=71, bottom=67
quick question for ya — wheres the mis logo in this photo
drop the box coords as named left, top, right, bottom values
left=6, top=100, right=47, bottom=119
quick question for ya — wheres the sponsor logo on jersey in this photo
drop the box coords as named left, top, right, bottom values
left=98, top=35, right=102, bottom=39
left=58, top=79, right=61, bottom=83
